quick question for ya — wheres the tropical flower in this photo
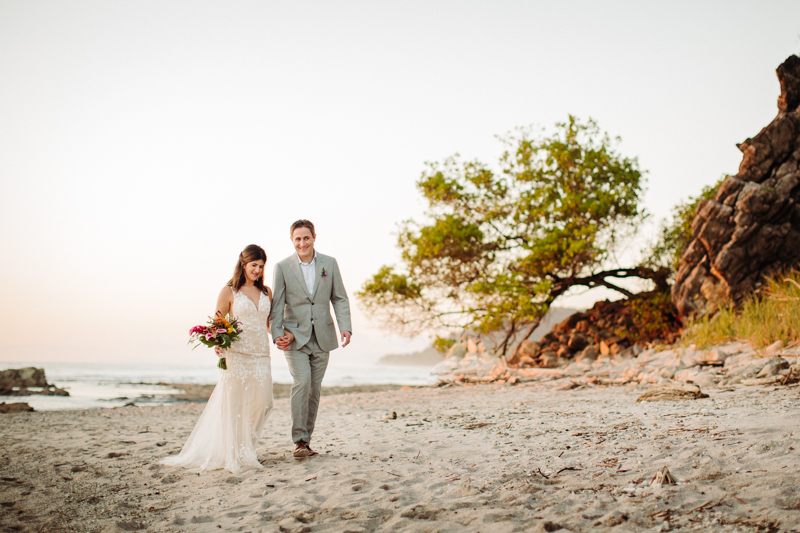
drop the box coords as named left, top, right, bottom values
left=188, top=312, right=244, bottom=370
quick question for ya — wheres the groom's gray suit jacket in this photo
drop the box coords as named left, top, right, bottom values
left=269, top=252, right=352, bottom=353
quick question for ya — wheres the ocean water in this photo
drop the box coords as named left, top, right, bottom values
left=0, top=361, right=435, bottom=411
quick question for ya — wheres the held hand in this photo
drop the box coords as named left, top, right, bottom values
left=341, top=331, right=351, bottom=348
left=214, top=346, right=225, bottom=358
left=275, top=331, right=295, bottom=351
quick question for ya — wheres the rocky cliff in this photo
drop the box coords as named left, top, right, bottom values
left=672, top=55, right=800, bottom=316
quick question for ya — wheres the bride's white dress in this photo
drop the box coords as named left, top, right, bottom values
left=162, top=288, right=273, bottom=473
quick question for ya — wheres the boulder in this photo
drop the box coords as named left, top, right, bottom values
left=639, top=372, right=665, bottom=384
left=658, top=365, right=679, bottom=379
left=756, top=357, right=789, bottom=378
left=466, top=337, right=479, bottom=354
left=673, top=55, right=800, bottom=317
left=567, top=332, right=589, bottom=351
left=701, top=348, right=728, bottom=364
left=0, top=367, right=48, bottom=394
left=518, top=355, right=536, bottom=367
left=576, top=345, right=599, bottom=362
left=0, top=402, right=34, bottom=414
left=726, top=361, right=764, bottom=383
left=764, top=340, right=785, bottom=355
left=510, top=340, right=539, bottom=366
left=539, top=351, right=560, bottom=368
left=599, top=341, right=611, bottom=356
left=692, top=371, right=717, bottom=389
left=445, top=342, right=467, bottom=360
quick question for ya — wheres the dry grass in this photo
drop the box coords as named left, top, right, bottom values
left=682, top=271, right=800, bottom=349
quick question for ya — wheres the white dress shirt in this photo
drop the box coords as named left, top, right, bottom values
left=298, top=252, right=316, bottom=296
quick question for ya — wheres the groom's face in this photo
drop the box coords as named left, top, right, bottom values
left=292, top=227, right=316, bottom=258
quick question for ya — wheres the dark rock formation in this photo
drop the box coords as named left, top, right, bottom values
left=0, top=367, right=47, bottom=393
left=778, top=55, right=800, bottom=114
left=0, top=402, right=34, bottom=414
left=0, top=367, right=69, bottom=396
left=673, top=55, right=800, bottom=316
left=507, top=292, right=681, bottom=368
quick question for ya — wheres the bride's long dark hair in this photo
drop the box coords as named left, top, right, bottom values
left=228, top=244, right=269, bottom=294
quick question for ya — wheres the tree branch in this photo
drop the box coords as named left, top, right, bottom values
left=498, top=320, right=516, bottom=356
left=596, top=279, right=635, bottom=298
left=549, top=267, right=670, bottom=298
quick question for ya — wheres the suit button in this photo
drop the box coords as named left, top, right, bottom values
left=311, top=303, right=314, bottom=305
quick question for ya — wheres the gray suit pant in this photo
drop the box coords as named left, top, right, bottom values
left=284, top=330, right=330, bottom=444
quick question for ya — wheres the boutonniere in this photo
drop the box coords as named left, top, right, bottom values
left=321, top=267, right=328, bottom=281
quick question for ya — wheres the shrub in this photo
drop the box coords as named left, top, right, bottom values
left=615, top=291, right=682, bottom=345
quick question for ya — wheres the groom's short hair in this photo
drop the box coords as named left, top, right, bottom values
left=290, top=219, right=316, bottom=237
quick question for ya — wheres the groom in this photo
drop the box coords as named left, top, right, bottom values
left=270, top=219, right=352, bottom=458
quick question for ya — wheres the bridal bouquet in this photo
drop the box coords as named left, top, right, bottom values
left=188, top=313, right=243, bottom=370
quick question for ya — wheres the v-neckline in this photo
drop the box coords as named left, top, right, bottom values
left=240, top=289, right=262, bottom=311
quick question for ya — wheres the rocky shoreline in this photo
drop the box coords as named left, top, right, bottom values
left=433, top=337, right=800, bottom=397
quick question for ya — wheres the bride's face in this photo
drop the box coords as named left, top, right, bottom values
left=244, top=259, right=266, bottom=283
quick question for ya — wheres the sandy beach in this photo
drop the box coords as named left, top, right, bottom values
left=1, top=380, right=799, bottom=533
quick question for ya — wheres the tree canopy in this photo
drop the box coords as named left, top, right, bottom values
left=358, top=116, right=669, bottom=353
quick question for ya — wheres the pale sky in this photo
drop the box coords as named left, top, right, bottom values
left=1, top=1, right=798, bottom=367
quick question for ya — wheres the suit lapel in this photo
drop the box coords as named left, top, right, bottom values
left=311, top=254, right=324, bottom=298
left=289, top=255, right=311, bottom=299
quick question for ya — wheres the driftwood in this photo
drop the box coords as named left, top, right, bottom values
left=650, top=466, right=677, bottom=486
left=636, top=383, right=709, bottom=402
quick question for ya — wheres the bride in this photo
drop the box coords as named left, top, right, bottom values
left=162, top=244, right=282, bottom=473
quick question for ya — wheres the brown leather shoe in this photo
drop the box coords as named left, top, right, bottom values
left=293, top=441, right=310, bottom=458
left=306, top=445, right=319, bottom=457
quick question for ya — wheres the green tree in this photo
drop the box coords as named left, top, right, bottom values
left=359, top=116, right=669, bottom=354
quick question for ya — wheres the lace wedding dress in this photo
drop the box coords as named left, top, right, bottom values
left=162, top=288, right=273, bottom=473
